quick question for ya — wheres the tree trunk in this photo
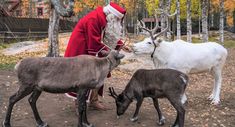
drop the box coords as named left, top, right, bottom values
left=187, top=0, right=192, bottom=43
left=47, top=0, right=74, bottom=57
left=159, top=0, right=166, bottom=39
left=47, top=8, right=60, bottom=57
left=198, top=0, right=201, bottom=37
left=29, top=0, right=32, bottom=18
left=176, top=0, right=181, bottom=39
left=211, top=13, right=214, bottom=28
left=233, top=9, right=235, bottom=32
left=219, top=0, right=224, bottom=44
left=202, top=0, right=208, bottom=42
left=208, top=0, right=211, bottom=33
left=166, top=0, right=172, bottom=41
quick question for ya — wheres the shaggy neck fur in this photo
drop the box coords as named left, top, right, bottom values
left=153, top=41, right=173, bottom=68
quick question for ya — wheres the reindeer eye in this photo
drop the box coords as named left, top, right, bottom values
left=147, top=42, right=152, bottom=44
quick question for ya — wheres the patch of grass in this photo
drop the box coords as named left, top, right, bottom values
left=0, top=53, right=18, bottom=70
left=0, top=43, right=12, bottom=50
left=0, top=51, right=47, bottom=70
left=223, top=40, right=235, bottom=48
left=191, top=37, right=202, bottom=43
left=188, top=37, right=235, bottom=48
left=0, top=63, right=16, bottom=70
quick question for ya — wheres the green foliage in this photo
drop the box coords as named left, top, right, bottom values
left=145, top=0, right=158, bottom=16
left=144, top=0, right=201, bottom=19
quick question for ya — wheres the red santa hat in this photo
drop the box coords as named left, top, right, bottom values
left=105, top=2, right=126, bottom=19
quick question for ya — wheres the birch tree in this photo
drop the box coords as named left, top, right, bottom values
left=219, top=0, right=224, bottom=43
left=202, top=0, right=208, bottom=42
left=159, top=0, right=166, bottom=39
left=47, top=0, right=74, bottom=57
left=198, top=0, right=201, bottom=37
left=187, top=0, right=192, bottom=43
left=176, top=0, right=181, bottom=39
left=166, top=0, right=172, bottom=41
left=233, top=9, right=235, bottom=32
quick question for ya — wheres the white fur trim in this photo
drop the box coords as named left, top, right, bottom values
left=106, top=4, right=124, bottom=19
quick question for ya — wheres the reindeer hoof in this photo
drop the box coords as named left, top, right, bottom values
left=170, top=125, right=179, bottom=127
left=211, top=100, right=220, bottom=105
left=36, top=122, right=48, bottom=127
left=158, top=116, right=166, bottom=126
left=130, top=116, right=138, bottom=122
left=2, top=120, right=11, bottom=127
left=2, top=124, right=11, bottom=127
left=82, top=123, right=94, bottom=127
left=170, top=124, right=179, bottom=127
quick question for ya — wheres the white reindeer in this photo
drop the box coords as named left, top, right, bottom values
left=132, top=9, right=228, bottom=105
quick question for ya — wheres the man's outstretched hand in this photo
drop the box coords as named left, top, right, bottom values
left=122, top=45, right=132, bottom=53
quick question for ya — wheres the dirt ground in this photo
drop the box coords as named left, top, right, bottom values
left=0, top=48, right=235, bottom=127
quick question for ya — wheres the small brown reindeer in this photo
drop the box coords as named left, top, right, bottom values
left=109, top=69, right=188, bottom=127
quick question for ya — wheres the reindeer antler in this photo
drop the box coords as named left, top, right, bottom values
left=109, top=87, right=118, bottom=99
left=137, top=12, right=160, bottom=38
left=138, top=9, right=177, bottom=40
left=153, top=9, right=177, bottom=39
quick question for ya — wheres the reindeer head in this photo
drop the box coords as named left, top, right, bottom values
left=109, top=87, right=132, bottom=116
left=133, top=37, right=163, bottom=55
left=133, top=9, right=176, bottom=57
left=106, top=50, right=125, bottom=70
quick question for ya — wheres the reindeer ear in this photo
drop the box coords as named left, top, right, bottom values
left=117, top=94, right=124, bottom=102
left=100, top=50, right=110, bottom=57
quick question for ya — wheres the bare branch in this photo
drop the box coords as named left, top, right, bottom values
left=137, top=9, right=176, bottom=40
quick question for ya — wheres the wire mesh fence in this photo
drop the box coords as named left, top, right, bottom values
left=0, top=0, right=76, bottom=43
left=0, top=17, right=75, bottom=43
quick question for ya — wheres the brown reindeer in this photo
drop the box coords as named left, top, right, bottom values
left=110, top=69, right=188, bottom=127
left=3, top=50, right=124, bottom=127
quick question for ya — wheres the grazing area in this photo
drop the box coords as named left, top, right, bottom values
left=0, top=45, right=235, bottom=127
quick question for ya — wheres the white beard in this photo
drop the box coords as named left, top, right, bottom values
left=103, top=13, right=123, bottom=49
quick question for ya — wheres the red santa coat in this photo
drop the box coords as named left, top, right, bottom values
left=64, top=7, right=123, bottom=98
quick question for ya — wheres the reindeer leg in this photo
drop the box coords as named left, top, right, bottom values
left=82, top=90, right=94, bottom=127
left=28, top=89, right=48, bottom=127
left=153, top=98, right=165, bottom=126
left=168, top=97, right=185, bottom=127
left=77, top=89, right=94, bottom=127
left=130, top=96, right=143, bottom=122
left=208, top=67, right=217, bottom=101
left=210, top=67, right=222, bottom=105
left=3, top=85, right=33, bottom=127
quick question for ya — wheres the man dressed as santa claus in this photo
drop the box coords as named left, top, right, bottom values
left=64, top=2, right=129, bottom=111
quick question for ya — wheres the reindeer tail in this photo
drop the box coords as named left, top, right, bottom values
left=14, top=60, right=22, bottom=71
left=179, top=74, right=189, bottom=91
